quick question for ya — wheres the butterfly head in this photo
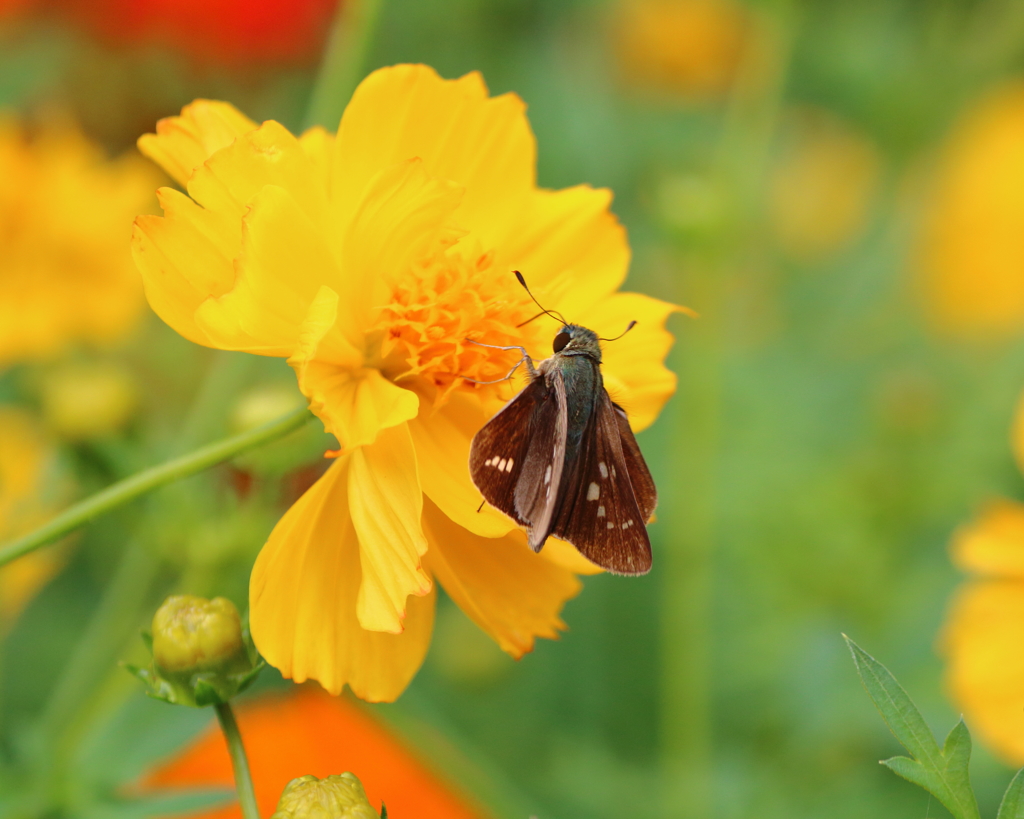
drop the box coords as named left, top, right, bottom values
left=552, top=324, right=601, bottom=361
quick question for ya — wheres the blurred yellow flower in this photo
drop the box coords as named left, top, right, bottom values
left=40, top=360, right=138, bottom=439
left=0, top=408, right=64, bottom=625
left=769, top=108, right=880, bottom=263
left=941, top=393, right=1024, bottom=764
left=942, top=499, right=1024, bottom=763
left=917, top=82, right=1024, bottom=340
left=613, top=0, right=750, bottom=101
left=133, top=65, right=679, bottom=701
left=0, top=116, right=160, bottom=366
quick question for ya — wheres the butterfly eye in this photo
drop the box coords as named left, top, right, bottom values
left=553, top=332, right=570, bottom=353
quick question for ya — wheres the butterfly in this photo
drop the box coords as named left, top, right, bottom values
left=468, top=273, right=657, bottom=575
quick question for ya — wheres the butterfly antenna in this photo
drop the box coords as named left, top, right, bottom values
left=598, top=320, right=637, bottom=342
left=513, top=270, right=569, bottom=326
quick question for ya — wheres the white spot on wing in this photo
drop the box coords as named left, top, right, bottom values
left=607, top=521, right=615, bottom=529
left=597, top=505, right=606, bottom=518
left=498, top=458, right=507, bottom=471
left=505, top=458, right=514, bottom=472
left=587, top=482, right=600, bottom=501
left=599, top=461, right=608, bottom=479
left=544, top=465, right=552, bottom=484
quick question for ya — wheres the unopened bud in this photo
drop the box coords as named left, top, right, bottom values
left=271, top=774, right=380, bottom=819
left=152, top=595, right=245, bottom=673
left=127, top=594, right=263, bottom=707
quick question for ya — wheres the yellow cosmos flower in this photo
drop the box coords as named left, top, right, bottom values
left=768, top=107, right=880, bottom=263
left=941, top=499, right=1024, bottom=763
left=0, top=408, right=65, bottom=625
left=613, top=0, right=751, bottom=101
left=916, top=82, right=1024, bottom=340
left=132, top=64, right=679, bottom=701
left=0, top=116, right=160, bottom=366
left=941, top=393, right=1024, bottom=763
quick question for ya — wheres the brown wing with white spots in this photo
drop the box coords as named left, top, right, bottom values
left=513, top=366, right=568, bottom=551
left=550, top=391, right=653, bottom=575
left=470, top=375, right=558, bottom=529
left=613, top=402, right=657, bottom=523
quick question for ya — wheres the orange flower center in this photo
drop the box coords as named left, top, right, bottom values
left=376, top=249, right=547, bottom=401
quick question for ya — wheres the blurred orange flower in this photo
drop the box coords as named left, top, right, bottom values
left=139, top=687, right=491, bottom=819
left=917, top=82, right=1024, bottom=340
left=613, top=0, right=751, bottom=101
left=0, top=407, right=66, bottom=626
left=769, top=107, right=880, bottom=263
left=941, top=393, right=1024, bottom=764
left=132, top=65, right=680, bottom=701
left=50, top=0, right=338, bottom=66
left=0, top=115, right=158, bottom=367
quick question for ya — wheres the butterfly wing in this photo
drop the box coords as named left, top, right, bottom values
left=612, top=402, right=657, bottom=523
left=513, top=366, right=568, bottom=550
left=469, top=373, right=566, bottom=534
left=551, top=390, right=653, bottom=575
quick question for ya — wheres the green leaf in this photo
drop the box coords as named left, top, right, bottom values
left=844, top=635, right=981, bottom=819
left=380, top=803, right=388, bottom=819
left=998, top=769, right=1024, bottom=819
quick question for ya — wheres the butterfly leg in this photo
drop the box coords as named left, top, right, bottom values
left=463, top=339, right=538, bottom=382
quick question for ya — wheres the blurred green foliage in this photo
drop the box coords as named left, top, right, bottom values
left=5, top=0, right=1024, bottom=817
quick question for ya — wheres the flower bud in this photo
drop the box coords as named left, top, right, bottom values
left=127, top=594, right=263, bottom=707
left=152, top=595, right=245, bottom=672
left=40, top=361, right=138, bottom=439
left=271, top=774, right=380, bottom=819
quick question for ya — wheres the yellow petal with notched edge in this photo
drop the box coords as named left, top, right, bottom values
left=942, top=579, right=1024, bottom=764
left=333, top=65, right=535, bottom=246
left=348, top=425, right=432, bottom=633
left=539, top=536, right=606, bottom=576
left=195, top=184, right=342, bottom=355
left=498, top=186, right=630, bottom=318
left=422, top=501, right=580, bottom=658
left=187, top=120, right=330, bottom=226
left=289, top=287, right=418, bottom=451
left=250, top=459, right=435, bottom=701
left=584, top=291, right=684, bottom=433
left=951, top=499, right=1024, bottom=579
left=138, top=100, right=257, bottom=187
left=131, top=187, right=239, bottom=348
left=408, top=392, right=516, bottom=539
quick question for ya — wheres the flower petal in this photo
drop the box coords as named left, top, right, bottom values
left=408, top=392, right=517, bottom=538
left=335, top=64, right=535, bottom=246
left=583, top=291, right=682, bottom=432
left=131, top=187, right=239, bottom=347
left=951, top=498, right=1024, bottom=579
left=299, top=126, right=335, bottom=180
left=187, top=120, right=329, bottom=226
left=498, top=186, right=630, bottom=317
left=138, top=99, right=257, bottom=187
left=422, top=501, right=581, bottom=658
left=348, top=424, right=432, bottom=633
left=289, top=287, right=418, bottom=451
left=194, top=184, right=342, bottom=354
left=250, top=459, right=435, bottom=701
left=327, top=157, right=466, bottom=348
left=942, top=578, right=1024, bottom=764
left=538, top=536, right=606, bottom=576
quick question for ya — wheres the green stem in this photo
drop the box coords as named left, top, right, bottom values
left=303, top=0, right=386, bottom=130
left=0, top=406, right=312, bottom=568
left=216, top=701, right=261, bottom=819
